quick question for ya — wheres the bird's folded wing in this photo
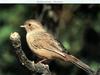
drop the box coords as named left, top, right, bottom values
left=31, top=32, right=66, bottom=57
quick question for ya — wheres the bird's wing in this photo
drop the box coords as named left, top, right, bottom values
left=31, top=32, right=66, bottom=57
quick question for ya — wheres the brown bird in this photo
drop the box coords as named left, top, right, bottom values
left=21, top=19, right=94, bottom=74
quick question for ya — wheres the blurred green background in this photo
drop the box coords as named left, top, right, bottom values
left=0, top=4, right=100, bottom=75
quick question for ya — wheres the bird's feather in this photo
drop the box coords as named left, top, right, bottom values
left=28, top=31, right=66, bottom=57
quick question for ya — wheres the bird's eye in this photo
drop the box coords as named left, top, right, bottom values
left=28, top=24, right=31, bottom=26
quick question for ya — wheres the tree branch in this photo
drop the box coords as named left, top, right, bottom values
left=10, top=32, right=51, bottom=75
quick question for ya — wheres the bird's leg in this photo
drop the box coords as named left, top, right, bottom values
left=38, top=59, right=48, bottom=63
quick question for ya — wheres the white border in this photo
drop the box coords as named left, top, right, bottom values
left=0, top=0, right=100, bottom=3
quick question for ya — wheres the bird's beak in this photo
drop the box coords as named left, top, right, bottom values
left=20, top=25, right=25, bottom=28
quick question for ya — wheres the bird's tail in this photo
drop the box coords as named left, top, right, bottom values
left=65, top=54, right=94, bottom=74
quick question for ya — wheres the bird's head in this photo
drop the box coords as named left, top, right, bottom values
left=20, top=19, right=44, bottom=32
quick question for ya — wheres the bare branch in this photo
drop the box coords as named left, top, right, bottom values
left=10, top=32, right=51, bottom=75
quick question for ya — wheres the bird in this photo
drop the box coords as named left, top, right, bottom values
left=20, top=19, right=94, bottom=74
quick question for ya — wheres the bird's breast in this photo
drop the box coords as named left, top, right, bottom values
left=26, top=32, right=37, bottom=49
